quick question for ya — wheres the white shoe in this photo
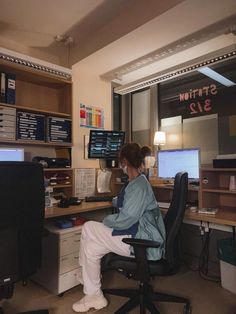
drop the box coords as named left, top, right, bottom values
left=72, top=292, right=108, bottom=312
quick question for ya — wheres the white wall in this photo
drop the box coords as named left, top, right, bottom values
left=70, top=0, right=236, bottom=168
left=72, top=63, right=112, bottom=168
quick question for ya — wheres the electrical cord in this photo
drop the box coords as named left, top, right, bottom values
left=180, top=225, right=220, bottom=282
left=198, top=229, right=220, bottom=282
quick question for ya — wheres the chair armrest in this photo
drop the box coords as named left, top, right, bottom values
left=121, top=238, right=161, bottom=282
left=122, top=238, right=161, bottom=248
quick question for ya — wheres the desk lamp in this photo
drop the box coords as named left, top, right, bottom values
left=153, top=131, right=166, bottom=149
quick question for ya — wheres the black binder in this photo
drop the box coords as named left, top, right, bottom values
left=0, top=72, right=6, bottom=103
left=6, top=73, right=16, bottom=104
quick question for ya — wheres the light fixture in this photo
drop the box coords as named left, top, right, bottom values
left=153, top=131, right=166, bottom=146
left=198, top=67, right=235, bottom=87
left=114, top=50, right=236, bottom=95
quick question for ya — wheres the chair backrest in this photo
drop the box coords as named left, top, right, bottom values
left=163, top=172, right=188, bottom=270
left=0, top=161, right=45, bottom=285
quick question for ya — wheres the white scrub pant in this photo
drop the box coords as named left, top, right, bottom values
left=79, top=221, right=131, bottom=296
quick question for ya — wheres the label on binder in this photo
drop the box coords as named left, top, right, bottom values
left=16, top=111, right=45, bottom=142
left=47, top=116, right=71, bottom=143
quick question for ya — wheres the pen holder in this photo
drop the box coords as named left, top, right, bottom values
left=229, top=176, right=236, bottom=190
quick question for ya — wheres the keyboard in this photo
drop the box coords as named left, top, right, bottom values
left=85, top=195, right=113, bottom=202
left=158, top=202, right=170, bottom=209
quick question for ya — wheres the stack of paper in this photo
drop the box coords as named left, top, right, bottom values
left=198, top=208, right=218, bottom=215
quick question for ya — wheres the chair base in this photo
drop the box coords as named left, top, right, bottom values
left=103, top=283, right=191, bottom=314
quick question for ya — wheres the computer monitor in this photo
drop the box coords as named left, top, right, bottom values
left=88, top=130, right=125, bottom=160
left=157, top=148, right=200, bottom=181
left=0, top=148, right=24, bottom=161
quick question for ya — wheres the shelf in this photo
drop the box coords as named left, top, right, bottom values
left=151, top=183, right=199, bottom=192
left=0, top=59, right=72, bottom=85
left=0, top=57, right=73, bottom=197
left=44, top=168, right=72, bottom=172
left=0, top=139, right=72, bottom=147
left=201, top=167, right=236, bottom=172
left=151, top=183, right=174, bottom=189
left=200, top=168, right=236, bottom=221
left=0, top=102, right=72, bottom=118
left=185, top=207, right=236, bottom=227
left=49, top=184, right=72, bottom=189
left=202, top=188, right=236, bottom=194
left=160, top=206, right=236, bottom=226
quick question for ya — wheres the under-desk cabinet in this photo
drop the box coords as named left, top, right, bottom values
left=33, top=223, right=82, bottom=295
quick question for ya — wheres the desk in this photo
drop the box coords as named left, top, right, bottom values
left=160, top=206, right=236, bottom=232
left=46, top=199, right=236, bottom=231
left=153, top=180, right=236, bottom=232
left=45, top=201, right=113, bottom=219
left=34, top=201, right=113, bottom=295
left=151, top=182, right=199, bottom=207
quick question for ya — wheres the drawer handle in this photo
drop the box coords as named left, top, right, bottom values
left=75, top=232, right=81, bottom=235
left=74, top=256, right=79, bottom=259
left=61, top=257, right=69, bottom=261
left=74, top=240, right=80, bottom=242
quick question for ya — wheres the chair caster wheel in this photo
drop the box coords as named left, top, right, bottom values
left=183, top=303, right=191, bottom=314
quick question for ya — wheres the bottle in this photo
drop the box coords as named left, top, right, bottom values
left=229, top=176, right=236, bottom=190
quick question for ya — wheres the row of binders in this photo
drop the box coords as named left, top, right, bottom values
left=0, top=104, right=72, bottom=143
left=0, top=72, right=16, bottom=104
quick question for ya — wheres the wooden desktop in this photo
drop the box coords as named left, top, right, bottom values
left=44, top=200, right=236, bottom=230
left=45, top=201, right=113, bottom=219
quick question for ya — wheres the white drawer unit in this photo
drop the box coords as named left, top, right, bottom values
left=32, top=223, right=82, bottom=295
left=58, top=268, right=82, bottom=294
left=0, top=105, right=16, bottom=140
left=59, top=251, right=80, bottom=275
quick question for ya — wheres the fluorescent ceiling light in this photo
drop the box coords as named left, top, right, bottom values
left=198, top=67, right=235, bottom=87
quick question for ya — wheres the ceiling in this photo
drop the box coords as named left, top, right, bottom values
left=1, top=0, right=236, bottom=91
left=0, top=0, right=185, bottom=67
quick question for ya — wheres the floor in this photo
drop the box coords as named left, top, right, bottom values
left=1, top=267, right=235, bottom=314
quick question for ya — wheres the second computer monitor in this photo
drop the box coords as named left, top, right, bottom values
left=88, top=130, right=125, bottom=166
left=157, top=148, right=200, bottom=181
left=0, top=148, right=24, bottom=161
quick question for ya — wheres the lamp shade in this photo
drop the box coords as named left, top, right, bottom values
left=153, top=131, right=166, bottom=146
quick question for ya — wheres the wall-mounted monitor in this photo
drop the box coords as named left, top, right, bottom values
left=157, top=148, right=200, bottom=181
left=88, top=130, right=125, bottom=160
left=0, top=148, right=24, bottom=161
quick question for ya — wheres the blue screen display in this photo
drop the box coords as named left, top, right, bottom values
left=157, top=148, right=200, bottom=180
left=0, top=148, right=24, bottom=161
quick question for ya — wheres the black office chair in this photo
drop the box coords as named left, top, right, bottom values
left=0, top=162, right=49, bottom=314
left=102, top=172, right=191, bottom=314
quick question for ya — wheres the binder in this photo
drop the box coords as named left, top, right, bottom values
left=6, top=73, right=16, bottom=104
left=0, top=72, right=6, bottom=103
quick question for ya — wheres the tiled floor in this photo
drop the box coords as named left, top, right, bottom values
left=1, top=267, right=235, bottom=314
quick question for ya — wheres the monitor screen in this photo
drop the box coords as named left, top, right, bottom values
left=157, top=148, right=200, bottom=180
left=0, top=148, right=24, bottom=161
left=88, top=130, right=125, bottom=159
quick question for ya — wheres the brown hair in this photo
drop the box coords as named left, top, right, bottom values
left=140, top=146, right=152, bottom=159
left=119, top=143, right=144, bottom=168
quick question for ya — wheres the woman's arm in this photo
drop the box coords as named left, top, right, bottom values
left=103, top=181, right=148, bottom=230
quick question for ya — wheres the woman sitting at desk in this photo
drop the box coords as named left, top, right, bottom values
left=72, top=143, right=166, bottom=313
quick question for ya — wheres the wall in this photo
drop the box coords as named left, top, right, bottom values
left=72, top=62, right=112, bottom=169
